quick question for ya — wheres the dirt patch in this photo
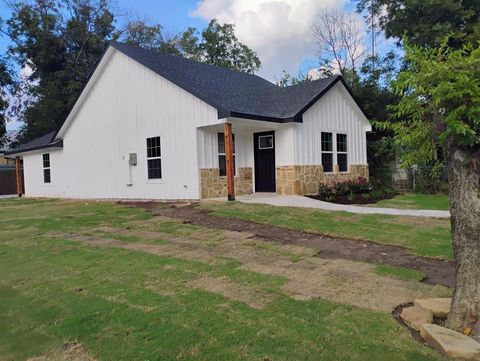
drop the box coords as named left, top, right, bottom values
left=188, top=276, right=275, bottom=309
left=244, top=257, right=449, bottom=313
left=128, top=203, right=455, bottom=288
left=27, top=342, right=96, bottom=361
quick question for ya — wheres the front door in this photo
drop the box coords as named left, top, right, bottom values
left=254, top=131, right=276, bottom=192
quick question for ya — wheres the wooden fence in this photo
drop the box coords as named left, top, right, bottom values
left=0, top=166, right=23, bottom=195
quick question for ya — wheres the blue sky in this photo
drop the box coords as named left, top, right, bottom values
left=116, top=0, right=206, bottom=33
left=0, top=0, right=207, bottom=53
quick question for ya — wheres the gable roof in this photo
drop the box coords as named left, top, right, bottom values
left=110, top=41, right=344, bottom=122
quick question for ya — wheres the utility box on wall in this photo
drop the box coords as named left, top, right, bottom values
left=129, top=153, right=137, bottom=166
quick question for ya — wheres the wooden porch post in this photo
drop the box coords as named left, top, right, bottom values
left=15, top=156, right=23, bottom=197
left=224, top=122, right=235, bottom=201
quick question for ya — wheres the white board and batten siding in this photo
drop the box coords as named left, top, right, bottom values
left=293, top=82, right=371, bottom=166
left=23, top=48, right=219, bottom=200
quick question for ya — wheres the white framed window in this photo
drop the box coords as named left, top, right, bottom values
left=321, top=132, right=333, bottom=172
left=336, top=133, right=348, bottom=172
left=146, top=136, right=162, bottom=179
left=218, top=132, right=235, bottom=177
left=258, top=135, right=274, bottom=149
left=42, top=153, right=51, bottom=183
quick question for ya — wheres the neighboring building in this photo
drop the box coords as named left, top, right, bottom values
left=6, top=41, right=371, bottom=200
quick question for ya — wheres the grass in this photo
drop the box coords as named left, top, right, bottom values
left=374, top=265, right=426, bottom=282
left=372, top=194, right=450, bottom=211
left=201, top=202, right=453, bottom=260
left=0, top=198, right=446, bottom=361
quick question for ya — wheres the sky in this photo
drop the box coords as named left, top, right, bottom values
left=0, top=0, right=395, bottom=131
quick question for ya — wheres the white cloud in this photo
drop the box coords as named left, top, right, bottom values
left=191, top=0, right=349, bottom=81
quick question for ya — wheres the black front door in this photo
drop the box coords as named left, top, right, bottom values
left=254, top=131, right=276, bottom=192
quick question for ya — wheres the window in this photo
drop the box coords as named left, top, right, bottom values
left=337, top=134, right=348, bottom=172
left=258, top=135, right=274, bottom=149
left=218, top=132, right=235, bottom=177
left=146, top=136, right=162, bottom=179
left=43, top=153, right=51, bottom=183
left=321, top=132, right=333, bottom=172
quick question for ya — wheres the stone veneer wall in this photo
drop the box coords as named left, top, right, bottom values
left=200, top=167, right=253, bottom=199
left=276, top=164, right=369, bottom=196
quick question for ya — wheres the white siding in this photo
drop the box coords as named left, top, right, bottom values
left=197, top=126, right=253, bottom=170
left=294, top=82, right=371, bottom=165
left=23, top=49, right=218, bottom=200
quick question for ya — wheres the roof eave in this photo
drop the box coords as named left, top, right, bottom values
left=229, top=111, right=297, bottom=123
left=5, top=139, right=64, bottom=157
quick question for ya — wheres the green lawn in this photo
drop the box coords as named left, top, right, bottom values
left=371, top=194, right=450, bottom=211
left=0, top=198, right=446, bottom=361
left=201, top=202, right=453, bottom=260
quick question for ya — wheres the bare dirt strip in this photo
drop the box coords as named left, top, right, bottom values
left=123, top=202, right=455, bottom=288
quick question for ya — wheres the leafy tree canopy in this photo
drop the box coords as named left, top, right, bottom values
left=0, top=56, right=12, bottom=147
left=122, top=19, right=261, bottom=74
left=356, top=0, right=480, bottom=48
left=4, top=0, right=117, bottom=143
left=384, top=39, right=480, bottom=166
left=198, top=19, right=260, bottom=74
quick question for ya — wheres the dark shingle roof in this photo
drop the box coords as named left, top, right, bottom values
left=111, top=41, right=342, bottom=122
left=5, top=131, right=63, bottom=155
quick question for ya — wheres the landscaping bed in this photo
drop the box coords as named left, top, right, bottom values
left=307, top=192, right=396, bottom=205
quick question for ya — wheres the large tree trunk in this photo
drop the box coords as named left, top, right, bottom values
left=446, top=145, right=480, bottom=337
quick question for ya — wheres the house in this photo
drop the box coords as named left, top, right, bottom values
left=6, top=41, right=371, bottom=201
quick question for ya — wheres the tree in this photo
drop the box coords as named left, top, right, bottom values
left=356, top=0, right=480, bottom=48
left=274, top=70, right=311, bottom=87
left=121, top=20, right=181, bottom=56
left=196, top=19, right=260, bottom=74
left=4, top=0, right=117, bottom=142
left=312, top=8, right=367, bottom=84
left=386, top=40, right=480, bottom=336
left=0, top=56, right=11, bottom=148
left=122, top=19, right=261, bottom=74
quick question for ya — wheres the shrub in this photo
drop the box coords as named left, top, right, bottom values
left=317, top=176, right=372, bottom=201
left=349, top=176, right=370, bottom=193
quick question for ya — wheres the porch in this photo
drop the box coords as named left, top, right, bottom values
left=197, top=118, right=369, bottom=200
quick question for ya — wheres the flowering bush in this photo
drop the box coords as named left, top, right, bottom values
left=317, top=176, right=371, bottom=201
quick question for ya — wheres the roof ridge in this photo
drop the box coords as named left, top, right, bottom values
left=280, top=75, right=340, bottom=91
left=110, top=41, right=278, bottom=88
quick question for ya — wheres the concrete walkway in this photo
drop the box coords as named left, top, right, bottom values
left=237, top=194, right=451, bottom=218
left=0, top=194, right=17, bottom=199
